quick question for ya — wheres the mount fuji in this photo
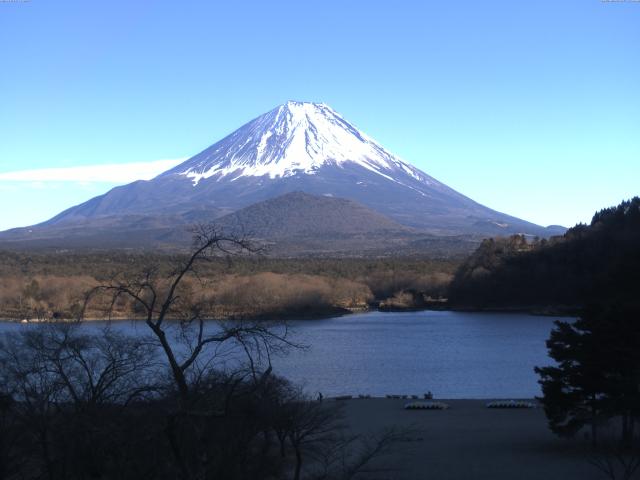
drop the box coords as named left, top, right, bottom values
left=0, top=101, right=564, bottom=252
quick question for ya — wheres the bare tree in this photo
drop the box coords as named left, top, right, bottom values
left=0, top=323, right=160, bottom=480
left=0, top=225, right=410, bottom=480
left=11, top=323, right=157, bottom=408
left=589, top=424, right=640, bottom=480
left=306, top=426, right=414, bottom=480
left=0, top=327, right=69, bottom=479
left=270, top=387, right=413, bottom=480
left=0, top=392, right=22, bottom=480
left=84, top=225, right=296, bottom=405
left=285, top=398, right=344, bottom=480
left=81, top=225, right=304, bottom=480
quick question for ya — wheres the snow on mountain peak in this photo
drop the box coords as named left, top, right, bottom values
left=168, top=101, right=436, bottom=187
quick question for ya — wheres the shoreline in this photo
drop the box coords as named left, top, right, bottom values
left=448, top=304, right=581, bottom=317
left=0, top=303, right=579, bottom=323
left=327, top=395, right=540, bottom=402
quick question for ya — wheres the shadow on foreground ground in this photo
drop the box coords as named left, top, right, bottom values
left=341, top=399, right=600, bottom=480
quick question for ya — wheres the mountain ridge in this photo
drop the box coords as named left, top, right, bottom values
left=0, top=192, right=481, bottom=256
left=0, top=101, right=565, bottom=252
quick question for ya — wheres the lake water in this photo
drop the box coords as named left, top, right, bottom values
left=0, top=310, right=563, bottom=399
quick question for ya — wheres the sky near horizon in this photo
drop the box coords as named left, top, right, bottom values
left=0, top=0, right=638, bottom=231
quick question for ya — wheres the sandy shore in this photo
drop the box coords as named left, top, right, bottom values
left=337, top=398, right=600, bottom=480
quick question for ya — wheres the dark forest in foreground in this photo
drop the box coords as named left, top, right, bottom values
left=0, top=226, right=414, bottom=480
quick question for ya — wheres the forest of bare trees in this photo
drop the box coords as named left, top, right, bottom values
left=0, top=249, right=456, bottom=322
left=0, top=226, right=408, bottom=480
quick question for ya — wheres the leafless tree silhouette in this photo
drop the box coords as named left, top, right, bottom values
left=84, top=225, right=298, bottom=404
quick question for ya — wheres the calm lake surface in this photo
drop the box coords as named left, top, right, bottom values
left=0, top=310, right=562, bottom=399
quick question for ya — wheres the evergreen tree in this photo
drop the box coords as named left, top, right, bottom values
left=535, top=305, right=640, bottom=446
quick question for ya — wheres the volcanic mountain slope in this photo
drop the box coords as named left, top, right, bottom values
left=217, top=191, right=409, bottom=239
left=212, top=191, right=416, bottom=255
left=0, top=101, right=564, bottom=251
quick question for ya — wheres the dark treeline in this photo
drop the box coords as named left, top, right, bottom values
left=448, top=197, right=640, bottom=311
left=0, top=252, right=460, bottom=285
left=493, top=199, right=640, bottom=470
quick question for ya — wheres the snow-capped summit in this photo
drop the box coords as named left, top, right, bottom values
left=162, top=101, right=438, bottom=189
left=17, top=101, right=564, bottom=244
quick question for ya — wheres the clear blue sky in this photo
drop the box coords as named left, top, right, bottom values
left=1, top=0, right=638, bottom=230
